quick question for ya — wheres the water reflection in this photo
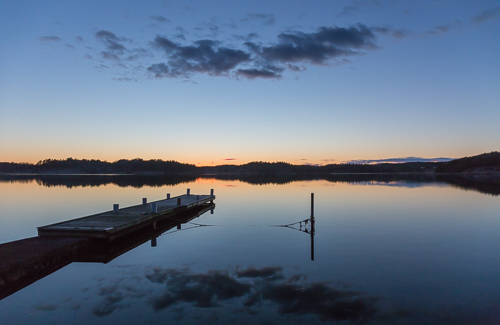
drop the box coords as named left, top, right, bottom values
left=0, top=204, right=215, bottom=300
left=141, top=266, right=379, bottom=322
left=1, top=174, right=499, bottom=195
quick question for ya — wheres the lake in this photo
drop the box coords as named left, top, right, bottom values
left=1, top=175, right=499, bottom=324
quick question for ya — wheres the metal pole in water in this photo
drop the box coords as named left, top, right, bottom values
left=142, top=198, right=147, bottom=205
left=113, top=204, right=119, bottom=213
left=167, top=193, right=171, bottom=199
left=151, top=237, right=157, bottom=247
left=311, top=193, right=315, bottom=261
left=151, top=202, right=157, bottom=213
left=210, top=189, right=214, bottom=196
left=187, top=188, right=190, bottom=195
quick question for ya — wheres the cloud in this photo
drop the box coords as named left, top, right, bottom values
left=39, top=36, right=61, bottom=42
left=150, top=15, right=170, bottom=23
left=471, top=6, right=500, bottom=23
left=149, top=36, right=251, bottom=77
left=95, top=30, right=128, bottom=54
left=222, top=158, right=237, bottom=160
left=146, top=24, right=381, bottom=80
left=241, top=13, right=275, bottom=26
left=424, top=20, right=463, bottom=36
left=75, top=36, right=84, bottom=43
left=258, top=24, right=377, bottom=64
left=344, top=157, right=453, bottom=164
left=237, top=67, right=282, bottom=79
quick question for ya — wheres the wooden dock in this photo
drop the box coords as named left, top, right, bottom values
left=1, top=201, right=215, bottom=300
left=38, top=191, right=215, bottom=241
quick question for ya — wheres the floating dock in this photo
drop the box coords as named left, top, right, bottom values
left=37, top=190, right=215, bottom=241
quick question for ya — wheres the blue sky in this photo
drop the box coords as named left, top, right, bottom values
left=0, top=0, right=499, bottom=165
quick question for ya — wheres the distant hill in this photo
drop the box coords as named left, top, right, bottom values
left=0, top=158, right=196, bottom=174
left=435, top=152, right=500, bottom=174
left=1, top=153, right=499, bottom=176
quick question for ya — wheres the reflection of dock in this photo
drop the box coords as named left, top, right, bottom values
left=38, top=191, right=215, bottom=241
left=0, top=191, right=215, bottom=300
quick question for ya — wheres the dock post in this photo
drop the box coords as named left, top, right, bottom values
left=177, top=224, right=181, bottom=230
left=177, top=198, right=181, bottom=206
left=142, top=198, right=147, bottom=205
left=151, top=237, right=157, bottom=247
left=210, top=189, right=214, bottom=196
left=211, top=209, right=214, bottom=215
left=187, top=188, right=190, bottom=195
left=151, top=203, right=157, bottom=213
left=167, top=193, right=170, bottom=199
left=113, top=204, right=119, bottom=213
left=311, top=193, right=315, bottom=261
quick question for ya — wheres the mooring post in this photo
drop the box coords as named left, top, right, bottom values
left=211, top=209, right=214, bottom=215
left=142, top=198, right=147, bottom=205
left=113, top=204, right=119, bottom=213
left=151, top=202, right=157, bottom=213
left=167, top=193, right=171, bottom=199
left=177, top=224, right=181, bottom=230
left=210, top=189, right=214, bottom=196
left=187, top=188, right=190, bottom=195
left=311, top=193, right=315, bottom=261
left=177, top=198, right=181, bottom=206
left=311, top=193, right=314, bottom=217
left=151, top=237, right=157, bottom=247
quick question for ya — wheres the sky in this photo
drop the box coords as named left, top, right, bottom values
left=0, top=0, right=499, bottom=166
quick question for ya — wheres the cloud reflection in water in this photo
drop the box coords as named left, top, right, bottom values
left=90, top=266, right=381, bottom=323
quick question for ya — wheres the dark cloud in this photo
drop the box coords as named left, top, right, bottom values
left=345, top=157, right=453, bottom=164
left=222, top=158, right=237, bottom=160
left=95, top=30, right=127, bottom=54
left=237, top=68, right=281, bottom=79
left=471, top=6, right=500, bottom=23
left=260, top=24, right=377, bottom=64
left=39, top=36, right=61, bottom=42
left=75, top=36, right=84, bottom=43
left=149, top=36, right=251, bottom=77
left=241, top=13, right=275, bottom=26
left=146, top=24, right=380, bottom=80
left=150, top=15, right=170, bottom=23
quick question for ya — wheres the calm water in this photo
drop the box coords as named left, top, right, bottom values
left=1, top=176, right=499, bottom=324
